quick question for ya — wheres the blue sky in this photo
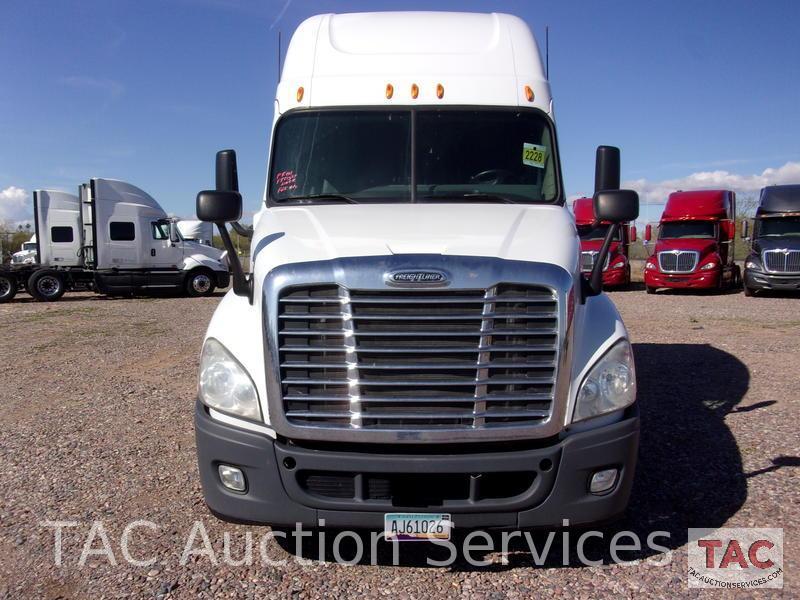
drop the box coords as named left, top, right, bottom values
left=1, top=0, right=799, bottom=225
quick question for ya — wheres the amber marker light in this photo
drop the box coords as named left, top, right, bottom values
left=524, top=85, right=534, bottom=102
left=386, top=83, right=394, bottom=99
left=411, top=83, right=419, bottom=99
left=296, top=86, right=304, bottom=102
left=436, top=83, right=444, bottom=99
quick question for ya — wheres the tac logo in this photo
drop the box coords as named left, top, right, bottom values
left=687, top=528, right=783, bottom=589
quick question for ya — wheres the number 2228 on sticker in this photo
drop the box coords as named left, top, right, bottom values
left=522, top=143, right=547, bottom=168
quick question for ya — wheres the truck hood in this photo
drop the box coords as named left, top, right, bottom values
left=653, top=238, right=718, bottom=259
left=251, top=203, right=579, bottom=275
left=183, top=239, right=224, bottom=261
left=752, top=237, right=800, bottom=253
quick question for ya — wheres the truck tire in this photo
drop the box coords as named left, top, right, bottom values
left=186, top=269, right=216, bottom=297
left=0, top=274, right=17, bottom=303
left=28, top=270, right=66, bottom=302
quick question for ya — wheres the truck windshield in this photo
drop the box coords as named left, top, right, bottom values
left=659, top=221, right=715, bottom=239
left=22, top=243, right=36, bottom=251
left=269, top=109, right=558, bottom=204
left=758, top=216, right=800, bottom=237
left=577, top=224, right=621, bottom=241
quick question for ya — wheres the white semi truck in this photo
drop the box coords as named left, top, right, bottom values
left=193, top=12, right=640, bottom=535
left=0, top=179, right=229, bottom=302
left=11, top=235, right=37, bottom=264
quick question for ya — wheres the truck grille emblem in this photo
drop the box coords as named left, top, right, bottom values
left=386, top=270, right=449, bottom=286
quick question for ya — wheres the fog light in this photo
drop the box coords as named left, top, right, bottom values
left=589, top=468, right=618, bottom=494
left=218, top=464, right=246, bottom=492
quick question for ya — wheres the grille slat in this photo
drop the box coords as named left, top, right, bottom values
left=278, top=284, right=558, bottom=431
left=763, top=249, right=800, bottom=273
left=658, top=251, right=699, bottom=273
left=579, top=252, right=609, bottom=273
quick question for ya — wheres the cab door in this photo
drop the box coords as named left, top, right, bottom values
left=147, top=218, right=184, bottom=268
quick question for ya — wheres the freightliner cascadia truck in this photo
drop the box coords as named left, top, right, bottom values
left=193, top=12, right=640, bottom=537
left=573, top=196, right=636, bottom=289
left=643, top=189, right=740, bottom=294
left=0, top=180, right=229, bottom=303
left=742, top=184, right=800, bottom=296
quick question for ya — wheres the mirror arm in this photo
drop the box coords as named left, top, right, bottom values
left=217, top=223, right=252, bottom=302
left=582, top=222, right=619, bottom=301
left=230, top=221, right=253, bottom=239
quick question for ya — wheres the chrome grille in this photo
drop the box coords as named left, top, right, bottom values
left=579, top=251, right=609, bottom=272
left=763, top=249, right=800, bottom=273
left=658, top=251, right=699, bottom=273
left=277, top=284, right=558, bottom=431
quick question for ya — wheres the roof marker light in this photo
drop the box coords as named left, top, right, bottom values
left=411, top=83, right=419, bottom=99
left=524, top=85, right=534, bottom=102
left=296, top=86, right=304, bottom=102
left=436, top=83, right=444, bottom=99
left=386, top=83, right=394, bottom=99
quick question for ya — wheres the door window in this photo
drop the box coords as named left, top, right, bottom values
left=151, top=221, right=170, bottom=240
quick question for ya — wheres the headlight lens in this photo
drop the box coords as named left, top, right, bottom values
left=611, top=261, right=626, bottom=269
left=700, top=261, right=717, bottom=270
left=645, top=261, right=656, bottom=270
left=199, top=338, right=261, bottom=421
left=745, top=259, right=759, bottom=270
left=574, top=341, right=636, bottom=422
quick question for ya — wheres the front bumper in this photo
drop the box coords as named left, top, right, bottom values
left=745, top=269, right=800, bottom=292
left=194, top=400, right=639, bottom=529
left=644, top=268, right=719, bottom=289
left=602, top=267, right=629, bottom=287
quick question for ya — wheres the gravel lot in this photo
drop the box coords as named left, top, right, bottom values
left=1, top=287, right=797, bottom=598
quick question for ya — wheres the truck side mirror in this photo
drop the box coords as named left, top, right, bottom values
left=169, top=221, right=180, bottom=243
left=584, top=189, right=639, bottom=299
left=197, top=149, right=251, bottom=301
left=629, top=225, right=637, bottom=243
left=594, top=190, right=639, bottom=223
left=721, top=220, right=735, bottom=240
left=197, top=191, right=243, bottom=223
left=594, top=146, right=621, bottom=192
left=741, top=220, right=749, bottom=240
left=644, top=224, right=652, bottom=243
left=216, top=149, right=239, bottom=193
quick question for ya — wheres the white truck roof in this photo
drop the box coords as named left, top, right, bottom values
left=277, top=12, right=551, bottom=115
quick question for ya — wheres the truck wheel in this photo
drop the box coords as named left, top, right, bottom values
left=28, top=270, right=66, bottom=302
left=0, top=275, right=17, bottom=303
left=186, top=269, right=216, bottom=297
left=646, top=286, right=656, bottom=295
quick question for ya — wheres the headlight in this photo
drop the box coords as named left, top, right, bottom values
left=700, top=261, right=717, bottom=270
left=611, top=261, right=626, bottom=269
left=645, top=261, right=656, bottom=270
left=198, top=338, right=261, bottom=421
left=574, top=340, right=636, bottom=422
left=745, top=259, right=760, bottom=270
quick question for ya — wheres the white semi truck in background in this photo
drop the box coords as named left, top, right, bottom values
left=192, top=12, right=640, bottom=536
left=0, top=179, right=229, bottom=302
left=11, top=235, right=37, bottom=264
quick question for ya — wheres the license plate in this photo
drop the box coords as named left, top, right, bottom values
left=384, top=513, right=452, bottom=541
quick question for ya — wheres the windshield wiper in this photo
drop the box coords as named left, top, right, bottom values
left=420, top=193, right=518, bottom=204
left=282, top=193, right=359, bottom=204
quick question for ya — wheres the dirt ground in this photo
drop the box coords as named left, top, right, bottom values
left=0, top=286, right=797, bottom=598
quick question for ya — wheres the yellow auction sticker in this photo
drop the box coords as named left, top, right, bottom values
left=522, top=143, right=547, bottom=168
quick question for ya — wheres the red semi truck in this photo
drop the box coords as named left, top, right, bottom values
left=573, top=196, right=635, bottom=288
left=643, top=189, right=740, bottom=293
